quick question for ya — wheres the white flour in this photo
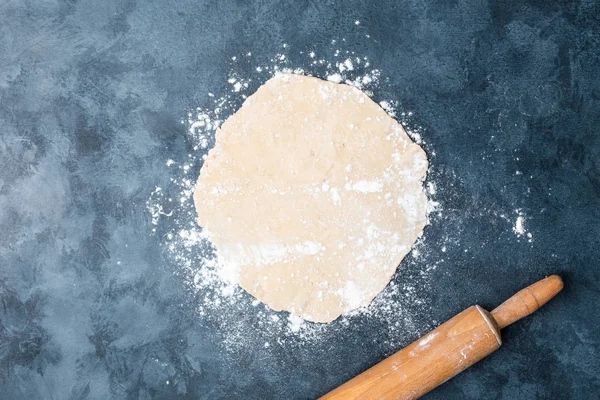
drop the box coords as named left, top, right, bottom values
left=145, top=38, right=534, bottom=353
left=145, top=46, right=439, bottom=350
left=349, top=180, right=384, bottom=193
left=513, top=209, right=533, bottom=242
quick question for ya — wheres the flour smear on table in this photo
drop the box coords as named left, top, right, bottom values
left=146, top=39, right=532, bottom=352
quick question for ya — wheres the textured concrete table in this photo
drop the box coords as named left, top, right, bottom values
left=1, top=1, right=599, bottom=399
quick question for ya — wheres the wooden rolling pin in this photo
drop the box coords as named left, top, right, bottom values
left=320, top=275, right=564, bottom=400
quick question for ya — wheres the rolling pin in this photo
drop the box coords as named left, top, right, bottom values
left=320, top=275, right=564, bottom=400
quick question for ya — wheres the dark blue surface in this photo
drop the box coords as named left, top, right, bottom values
left=1, top=1, right=599, bottom=399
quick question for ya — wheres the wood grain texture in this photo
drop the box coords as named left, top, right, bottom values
left=320, top=306, right=500, bottom=400
left=320, top=276, right=564, bottom=400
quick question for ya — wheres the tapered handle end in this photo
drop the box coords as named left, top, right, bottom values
left=491, top=275, right=563, bottom=329
left=527, top=274, right=564, bottom=307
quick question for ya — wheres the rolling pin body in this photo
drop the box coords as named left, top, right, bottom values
left=320, top=275, right=563, bottom=400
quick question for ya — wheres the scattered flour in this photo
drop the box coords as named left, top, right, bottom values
left=417, top=332, right=438, bottom=348
left=145, top=36, right=533, bottom=354
left=145, top=41, right=443, bottom=352
left=350, top=180, right=384, bottom=193
left=288, top=314, right=305, bottom=333
left=513, top=210, right=533, bottom=242
left=514, top=215, right=525, bottom=235
left=326, top=73, right=342, bottom=83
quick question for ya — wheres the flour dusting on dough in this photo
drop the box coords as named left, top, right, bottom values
left=145, top=41, right=457, bottom=352
left=193, top=73, right=429, bottom=323
left=350, top=180, right=384, bottom=193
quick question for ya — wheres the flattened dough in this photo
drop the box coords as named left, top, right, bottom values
left=194, top=74, right=428, bottom=323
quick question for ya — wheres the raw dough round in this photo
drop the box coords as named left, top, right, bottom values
left=194, top=74, right=428, bottom=323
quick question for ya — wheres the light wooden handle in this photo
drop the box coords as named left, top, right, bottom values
left=491, top=275, right=564, bottom=329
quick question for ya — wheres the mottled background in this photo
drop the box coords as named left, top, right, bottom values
left=1, top=0, right=599, bottom=399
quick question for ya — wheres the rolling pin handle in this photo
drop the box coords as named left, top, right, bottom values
left=491, top=275, right=563, bottom=329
